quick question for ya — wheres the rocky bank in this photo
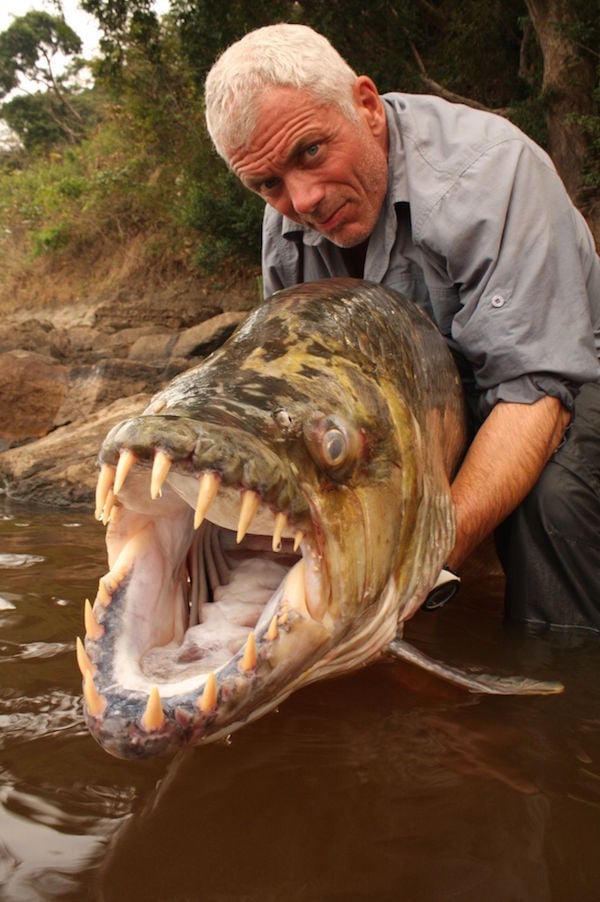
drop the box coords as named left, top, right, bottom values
left=0, top=279, right=259, bottom=509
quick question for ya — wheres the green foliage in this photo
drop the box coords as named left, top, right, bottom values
left=30, top=220, right=71, bottom=257
left=575, top=65, right=600, bottom=189
left=170, top=0, right=293, bottom=88
left=185, top=166, right=264, bottom=270
left=0, top=10, right=90, bottom=151
left=80, top=0, right=161, bottom=84
left=0, top=10, right=82, bottom=97
left=0, top=109, right=188, bottom=269
left=2, top=88, right=98, bottom=152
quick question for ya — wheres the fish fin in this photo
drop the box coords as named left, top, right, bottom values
left=386, top=637, right=564, bottom=696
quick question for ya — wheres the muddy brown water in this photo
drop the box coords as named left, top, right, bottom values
left=0, top=495, right=598, bottom=902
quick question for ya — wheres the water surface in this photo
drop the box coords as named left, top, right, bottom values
left=0, top=496, right=598, bottom=901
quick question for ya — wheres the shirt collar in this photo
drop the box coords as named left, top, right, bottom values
left=383, top=95, right=409, bottom=205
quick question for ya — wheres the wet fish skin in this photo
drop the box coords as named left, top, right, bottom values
left=81, top=278, right=561, bottom=760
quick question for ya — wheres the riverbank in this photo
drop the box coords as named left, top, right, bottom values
left=0, top=268, right=260, bottom=508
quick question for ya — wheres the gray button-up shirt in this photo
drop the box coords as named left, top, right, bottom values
left=262, top=93, right=600, bottom=418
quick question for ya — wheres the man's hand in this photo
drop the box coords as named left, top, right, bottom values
left=448, top=396, right=570, bottom=570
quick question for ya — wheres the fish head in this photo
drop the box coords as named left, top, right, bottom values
left=80, top=279, right=465, bottom=757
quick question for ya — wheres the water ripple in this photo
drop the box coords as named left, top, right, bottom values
left=0, top=554, right=45, bottom=569
left=0, top=640, right=72, bottom=663
left=0, top=690, right=83, bottom=750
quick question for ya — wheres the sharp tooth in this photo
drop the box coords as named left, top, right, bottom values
left=194, top=471, right=220, bottom=530
left=293, top=530, right=304, bottom=552
left=114, top=449, right=137, bottom=494
left=272, top=511, right=287, bottom=552
left=101, top=489, right=115, bottom=526
left=237, top=490, right=260, bottom=544
left=266, top=615, right=278, bottom=641
left=150, top=450, right=172, bottom=499
left=96, top=577, right=111, bottom=607
left=283, top=559, right=305, bottom=608
left=198, top=672, right=218, bottom=714
left=281, top=558, right=325, bottom=622
left=83, top=671, right=107, bottom=717
left=95, top=464, right=115, bottom=520
left=142, top=686, right=165, bottom=732
left=76, top=636, right=94, bottom=676
left=84, top=598, right=104, bottom=640
left=239, top=631, right=257, bottom=673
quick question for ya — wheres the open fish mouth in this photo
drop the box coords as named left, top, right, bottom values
left=81, top=413, right=351, bottom=758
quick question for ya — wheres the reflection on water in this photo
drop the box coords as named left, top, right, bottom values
left=0, top=495, right=598, bottom=901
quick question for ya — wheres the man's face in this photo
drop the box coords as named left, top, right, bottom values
left=228, top=77, right=389, bottom=248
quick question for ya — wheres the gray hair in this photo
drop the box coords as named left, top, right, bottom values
left=204, top=23, right=358, bottom=162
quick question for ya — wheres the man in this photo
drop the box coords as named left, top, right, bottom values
left=205, top=23, right=600, bottom=630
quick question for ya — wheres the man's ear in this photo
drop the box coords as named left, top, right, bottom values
left=352, top=75, right=387, bottom=137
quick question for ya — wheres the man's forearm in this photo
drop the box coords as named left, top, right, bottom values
left=447, top=396, right=571, bottom=570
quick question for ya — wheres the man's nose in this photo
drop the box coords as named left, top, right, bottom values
left=286, top=172, right=324, bottom=216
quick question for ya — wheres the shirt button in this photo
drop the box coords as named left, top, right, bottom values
left=491, top=294, right=505, bottom=308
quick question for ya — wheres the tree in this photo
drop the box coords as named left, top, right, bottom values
left=79, top=0, right=161, bottom=81
left=524, top=0, right=600, bottom=241
left=0, top=10, right=85, bottom=146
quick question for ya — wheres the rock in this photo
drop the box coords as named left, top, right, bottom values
left=94, top=325, right=173, bottom=360
left=128, top=331, right=177, bottom=362
left=53, top=359, right=171, bottom=428
left=0, top=319, right=51, bottom=353
left=0, top=289, right=257, bottom=506
left=0, top=393, right=152, bottom=508
left=172, top=311, right=246, bottom=358
left=0, top=351, right=68, bottom=446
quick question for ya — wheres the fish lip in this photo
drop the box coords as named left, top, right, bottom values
left=83, top=448, right=332, bottom=757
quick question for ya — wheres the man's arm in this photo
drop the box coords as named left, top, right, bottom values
left=447, top=395, right=571, bottom=570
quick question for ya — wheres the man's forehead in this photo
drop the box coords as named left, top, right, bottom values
left=228, top=88, right=331, bottom=175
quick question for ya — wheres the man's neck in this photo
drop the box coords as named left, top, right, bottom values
left=340, top=240, right=369, bottom=278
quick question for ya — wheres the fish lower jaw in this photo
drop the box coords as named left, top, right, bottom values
left=81, top=469, right=333, bottom=755
left=81, top=557, right=332, bottom=759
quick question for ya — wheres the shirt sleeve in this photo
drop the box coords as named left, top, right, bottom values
left=426, top=138, right=599, bottom=416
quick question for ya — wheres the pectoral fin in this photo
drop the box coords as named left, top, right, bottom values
left=387, top=637, right=564, bottom=696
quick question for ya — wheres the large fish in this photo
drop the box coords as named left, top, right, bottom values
left=79, top=279, right=562, bottom=759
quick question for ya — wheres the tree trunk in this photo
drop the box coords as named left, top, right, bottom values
left=525, top=0, right=600, bottom=245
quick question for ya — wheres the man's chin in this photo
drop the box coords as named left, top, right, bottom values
left=316, top=216, right=369, bottom=248
left=326, top=226, right=370, bottom=249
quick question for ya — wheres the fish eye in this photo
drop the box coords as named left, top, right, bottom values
left=322, top=427, right=346, bottom=466
left=303, top=414, right=360, bottom=479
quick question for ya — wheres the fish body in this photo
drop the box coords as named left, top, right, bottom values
left=81, top=279, right=562, bottom=759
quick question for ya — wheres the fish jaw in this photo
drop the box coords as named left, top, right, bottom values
left=82, top=461, right=329, bottom=757
left=81, top=406, right=444, bottom=760
left=79, top=279, right=465, bottom=758
left=81, top=421, right=408, bottom=759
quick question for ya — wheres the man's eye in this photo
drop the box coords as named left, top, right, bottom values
left=305, top=144, right=319, bottom=158
left=261, top=177, right=279, bottom=192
